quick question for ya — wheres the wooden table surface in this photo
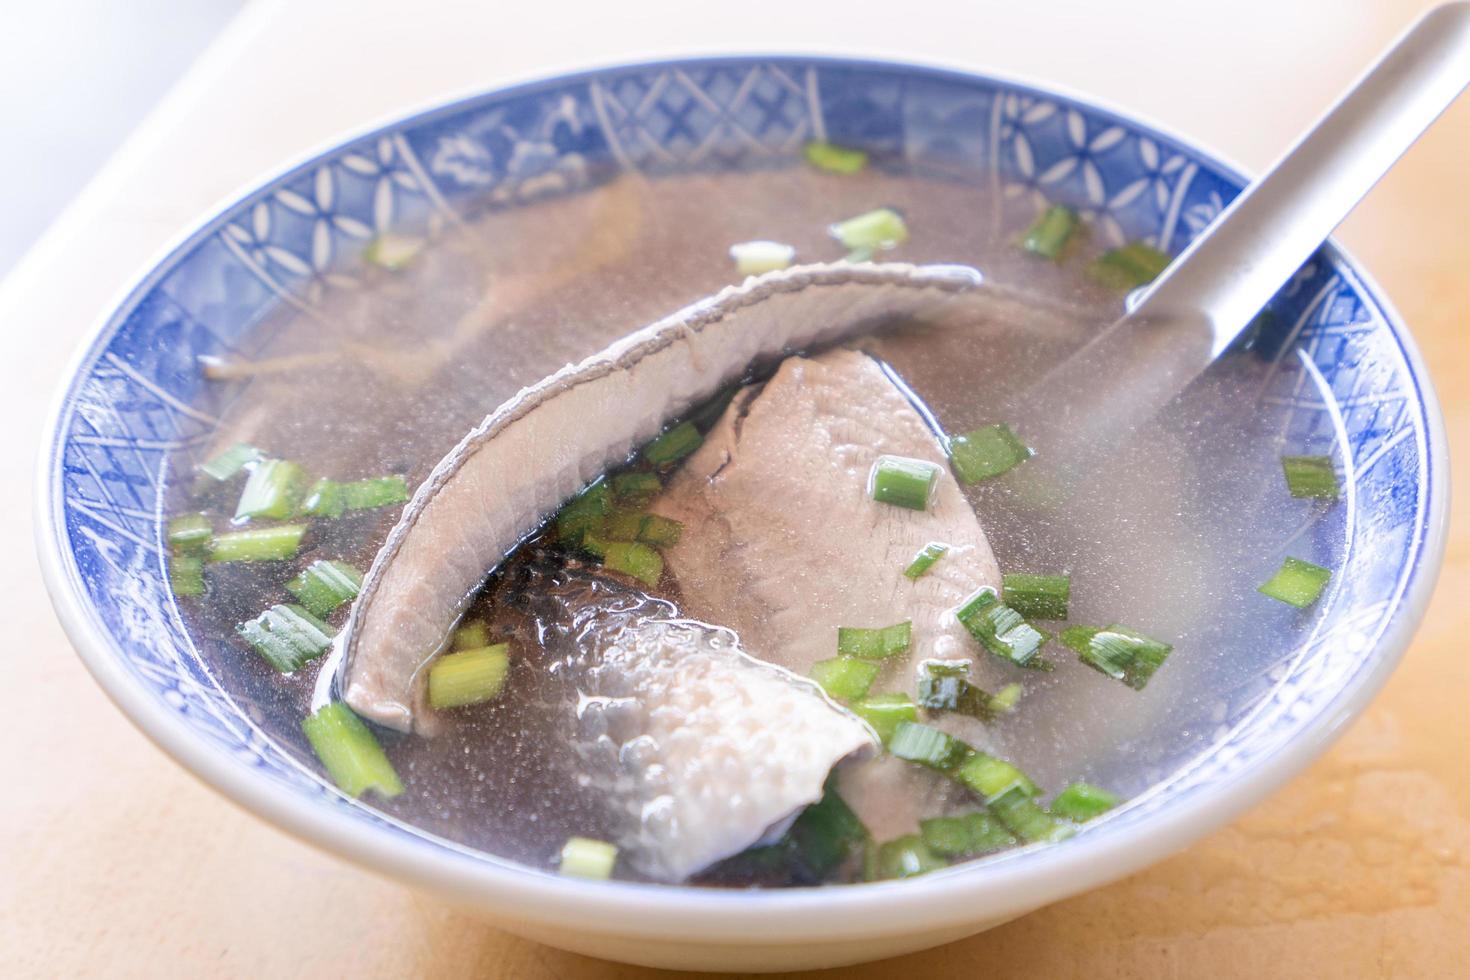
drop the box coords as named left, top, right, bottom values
left=4, top=1, right=1468, bottom=976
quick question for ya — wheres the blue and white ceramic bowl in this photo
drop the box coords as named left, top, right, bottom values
left=37, top=58, right=1448, bottom=971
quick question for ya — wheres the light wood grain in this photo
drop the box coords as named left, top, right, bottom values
left=4, top=1, right=1468, bottom=977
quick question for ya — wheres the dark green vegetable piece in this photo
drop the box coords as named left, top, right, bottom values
left=235, top=459, right=308, bottom=521
left=285, top=559, right=363, bottom=617
left=836, top=621, right=912, bottom=659
left=644, top=421, right=703, bottom=467
left=1061, top=624, right=1173, bottom=690
left=301, top=702, right=403, bottom=799
left=786, top=783, right=869, bottom=879
left=169, top=555, right=205, bottom=597
left=1281, top=455, right=1340, bottom=500
left=903, top=542, right=949, bottom=580
left=810, top=657, right=881, bottom=701
left=955, top=588, right=1047, bottom=667
left=848, top=693, right=918, bottom=744
left=990, top=788, right=1074, bottom=843
left=1259, top=557, right=1332, bottom=608
left=948, top=423, right=1032, bottom=483
left=1088, top=241, right=1171, bottom=290
left=871, top=834, right=946, bottom=880
left=555, top=480, right=610, bottom=544
left=1002, top=572, right=1070, bottom=620
left=953, top=751, right=1040, bottom=803
left=166, top=514, right=212, bottom=555
left=602, top=541, right=663, bottom=587
left=1021, top=205, right=1079, bottom=260
left=636, top=513, right=683, bottom=548
left=917, top=672, right=1001, bottom=722
left=612, top=471, right=662, bottom=504
left=1050, top=782, right=1120, bottom=822
left=804, top=140, right=869, bottom=175
left=198, top=442, right=263, bottom=482
left=237, top=603, right=335, bottom=672
left=888, top=721, right=968, bottom=771
left=208, top=524, right=306, bottom=563
left=870, top=455, right=940, bottom=511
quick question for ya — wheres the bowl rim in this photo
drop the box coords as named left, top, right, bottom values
left=35, top=53, right=1450, bottom=943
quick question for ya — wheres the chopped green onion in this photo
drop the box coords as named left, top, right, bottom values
left=1089, top=241, right=1171, bottom=291
left=343, top=476, right=409, bottom=510
left=965, top=810, right=1018, bottom=853
left=836, top=620, right=912, bottom=659
left=580, top=531, right=610, bottom=559
left=948, top=423, right=1032, bottom=484
left=956, top=588, right=1047, bottom=667
left=888, top=721, right=968, bottom=771
left=919, top=816, right=972, bottom=857
left=428, top=643, right=510, bottom=709
left=953, top=751, right=1040, bottom=803
left=1002, top=573, right=1070, bottom=620
left=1050, top=782, right=1120, bottom=822
left=786, top=783, right=868, bottom=879
left=631, top=513, right=683, bottom=548
left=301, top=479, right=346, bottom=518
left=1061, top=624, right=1173, bottom=690
left=644, top=421, right=703, bottom=467
left=603, top=510, right=646, bottom=541
left=166, top=514, right=212, bottom=555
left=198, top=442, right=263, bottom=482
left=285, top=559, right=363, bottom=617
left=169, top=555, right=205, bottom=597
left=556, top=480, right=610, bottom=544
left=729, top=240, right=796, bottom=276
left=903, top=542, right=949, bottom=580
left=871, top=834, right=945, bottom=880
left=1281, top=455, right=1340, bottom=500
left=804, top=140, right=869, bottom=175
left=452, top=620, right=490, bottom=651
left=238, top=603, right=335, bottom=673
left=830, top=207, right=909, bottom=251
left=917, top=671, right=997, bottom=722
left=844, top=246, right=874, bottom=264
left=611, top=471, right=662, bottom=504
left=1259, top=557, right=1332, bottom=608
left=988, top=682, right=1024, bottom=714
left=1021, top=205, right=1079, bottom=260
left=810, top=657, right=881, bottom=701
left=363, top=233, right=425, bottom=271
left=301, top=702, right=403, bottom=799
left=208, top=524, right=306, bottom=563
left=558, top=836, right=618, bottom=880
left=602, top=540, right=663, bottom=587
left=848, top=693, right=918, bottom=744
left=990, top=788, right=1073, bottom=843
left=235, top=459, right=308, bottom=521
left=869, top=455, right=939, bottom=511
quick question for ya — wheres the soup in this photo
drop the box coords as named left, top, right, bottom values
left=163, top=157, right=1344, bottom=886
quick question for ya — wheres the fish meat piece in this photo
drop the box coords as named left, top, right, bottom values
left=496, top=559, right=875, bottom=882
left=650, top=348, right=1004, bottom=839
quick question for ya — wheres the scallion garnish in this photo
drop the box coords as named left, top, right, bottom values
left=604, top=512, right=683, bottom=548
left=988, top=682, right=1023, bottom=714
left=643, top=421, right=703, bottom=467
left=870, top=455, right=940, bottom=511
left=238, top=603, right=335, bottom=673
left=207, top=524, right=306, bottom=563
left=729, top=240, right=797, bottom=276
left=166, top=514, right=212, bottom=555
left=556, top=479, right=610, bottom=545
left=1001, top=572, right=1070, bottom=620
left=1281, top=455, right=1340, bottom=500
left=169, top=555, right=205, bottom=597
left=785, top=782, right=869, bottom=879
left=428, top=643, right=510, bottom=710
left=1258, top=556, right=1332, bottom=608
left=836, top=621, right=912, bottom=659
left=918, top=816, right=972, bottom=857
left=1021, top=205, right=1079, bottom=260
left=804, top=140, right=869, bottom=175
left=301, top=702, right=403, bottom=799
left=1060, top=624, right=1172, bottom=690
left=917, top=669, right=997, bottom=722
left=198, top=442, right=263, bottom=482
left=871, top=834, right=946, bottom=880
left=953, top=751, right=1039, bottom=803
left=602, top=510, right=646, bottom=542
left=810, top=657, right=881, bottom=701
left=965, top=810, right=1018, bottom=853
left=887, top=721, right=968, bottom=771
left=955, top=587, right=1047, bottom=668
left=848, top=693, right=917, bottom=744
left=452, top=620, right=490, bottom=651
left=302, top=475, right=409, bottom=518
left=989, top=788, right=1073, bottom=843
left=903, top=542, right=949, bottom=580
left=1050, top=782, right=1120, bottom=822
left=601, top=541, right=663, bottom=587
left=559, top=836, right=618, bottom=880
left=830, top=208, right=909, bottom=251
left=235, top=459, right=308, bottom=521
left=363, top=233, right=425, bottom=271
left=948, top=423, right=1032, bottom=483
left=611, top=471, right=662, bottom=504
left=301, top=479, right=345, bottom=518
left=285, top=559, right=363, bottom=617
left=1088, top=241, right=1171, bottom=290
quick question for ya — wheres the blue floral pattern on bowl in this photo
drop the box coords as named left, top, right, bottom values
left=42, top=58, right=1437, bottom=873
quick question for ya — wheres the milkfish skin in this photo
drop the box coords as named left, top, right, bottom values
left=499, top=560, right=876, bottom=883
